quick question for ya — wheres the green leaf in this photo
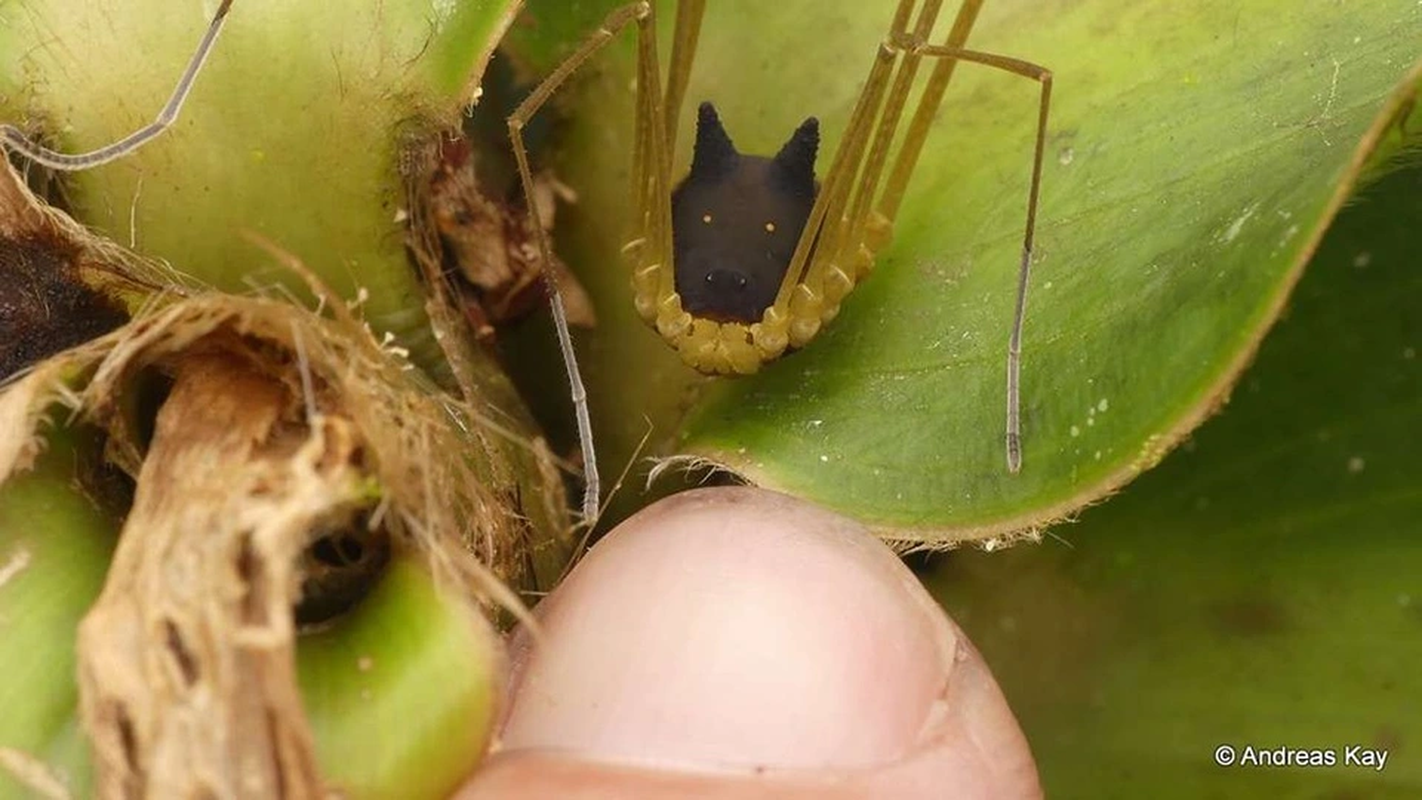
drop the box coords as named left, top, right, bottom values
left=0, top=432, right=502, bottom=798
left=925, top=142, right=1422, bottom=796
left=510, top=0, right=1422, bottom=540
left=0, top=426, right=116, bottom=799
left=300, top=556, right=500, bottom=800
left=0, top=0, right=519, bottom=371
left=0, top=0, right=575, bottom=586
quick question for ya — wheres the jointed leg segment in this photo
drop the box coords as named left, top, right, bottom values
left=0, top=0, right=234, bottom=171
left=508, top=1, right=666, bottom=524
left=788, top=0, right=1051, bottom=473
left=896, top=42, right=1052, bottom=473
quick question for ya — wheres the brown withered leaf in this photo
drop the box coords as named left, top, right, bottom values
left=0, top=161, right=133, bottom=380
left=426, top=136, right=595, bottom=342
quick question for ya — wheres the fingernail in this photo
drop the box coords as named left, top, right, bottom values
left=499, top=487, right=959, bottom=773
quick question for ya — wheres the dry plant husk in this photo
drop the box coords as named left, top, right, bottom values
left=0, top=154, right=568, bottom=796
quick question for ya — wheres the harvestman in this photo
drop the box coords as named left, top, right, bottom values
left=0, top=0, right=1052, bottom=529
left=509, top=0, right=1052, bottom=521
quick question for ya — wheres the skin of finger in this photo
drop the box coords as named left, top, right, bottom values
left=499, top=486, right=962, bottom=768
left=458, top=487, right=1041, bottom=798
left=457, top=635, right=1041, bottom=799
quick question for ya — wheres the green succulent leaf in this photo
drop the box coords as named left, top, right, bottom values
left=0, top=438, right=502, bottom=800
left=927, top=140, right=1422, bottom=796
left=299, top=556, right=501, bottom=800
left=0, top=426, right=116, bottom=799
left=0, top=0, right=519, bottom=373
left=0, top=0, right=575, bottom=588
left=509, top=0, right=1422, bottom=541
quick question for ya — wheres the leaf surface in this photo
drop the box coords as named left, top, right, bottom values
left=928, top=138, right=1422, bottom=796
left=512, top=0, right=1422, bottom=541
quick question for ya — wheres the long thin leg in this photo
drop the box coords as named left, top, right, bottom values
left=639, top=5, right=677, bottom=311
left=862, top=11, right=1051, bottom=474
left=771, top=38, right=897, bottom=314
left=878, top=0, right=986, bottom=222
left=800, top=0, right=954, bottom=305
left=841, top=0, right=945, bottom=253
left=508, top=2, right=658, bottom=525
left=792, top=0, right=978, bottom=305
left=1, top=0, right=234, bottom=171
left=905, top=44, right=1051, bottom=474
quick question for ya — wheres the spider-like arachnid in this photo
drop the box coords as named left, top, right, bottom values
left=508, top=0, right=1052, bottom=521
left=0, top=0, right=1052, bottom=528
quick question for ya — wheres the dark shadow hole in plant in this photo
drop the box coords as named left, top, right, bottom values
left=294, top=510, right=391, bottom=627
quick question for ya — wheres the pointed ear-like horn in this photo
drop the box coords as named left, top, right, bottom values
left=772, top=116, right=819, bottom=188
left=691, top=102, right=738, bottom=178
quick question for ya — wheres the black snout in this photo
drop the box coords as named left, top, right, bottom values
left=679, top=262, right=769, bottom=322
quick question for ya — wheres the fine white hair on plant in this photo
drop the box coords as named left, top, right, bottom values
left=644, top=454, right=747, bottom=492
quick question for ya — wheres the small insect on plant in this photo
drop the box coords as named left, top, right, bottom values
left=509, top=0, right=1052, bottom=522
